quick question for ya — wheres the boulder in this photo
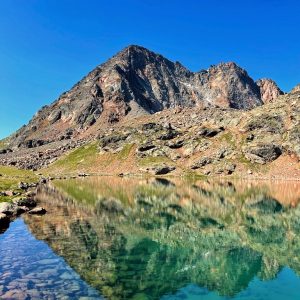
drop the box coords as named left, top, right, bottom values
left=149, top=165, right=176, bottom=175
left=15, top=206, right=30, bottom=215
left=28, top=207, right=47, bottom=215
left=198, top=127, right=222, bottom=138
left=137, top=144, right=156, bottom=152
left=243, top=144, right=282, bottom=164
left=0, top=213, right=9, bottom=227
left=0, top=202, right=16, bottom=216
left=12, top=197, right=37, bottom=208
left=158, top=130, right=178, bottom=141
left=18, top=182, right=29, bottom=190
left=167, top=140, right=184, bottom=149
left=191, top=157, right=212, bottom=169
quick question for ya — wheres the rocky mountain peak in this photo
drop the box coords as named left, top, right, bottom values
left=5, top=45, right=282, bottom=149
left=256, top=78, right=284, bottom=103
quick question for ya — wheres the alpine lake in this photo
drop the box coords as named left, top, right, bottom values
left=1, top=176, right=300, bottom=299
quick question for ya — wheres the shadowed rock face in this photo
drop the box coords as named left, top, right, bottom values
left=8, top=45, right=270, bottom=149
left=256, top=78, right=284, bottom=103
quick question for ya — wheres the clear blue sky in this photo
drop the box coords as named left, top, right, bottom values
left=0, top=0, right=299, bottom=139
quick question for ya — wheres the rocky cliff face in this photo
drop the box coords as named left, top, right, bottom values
left=7, top=45, right=281, bottom=149
left=256, top=78, right=284, bottom=103
left=291, top=84, right=300, bottom=94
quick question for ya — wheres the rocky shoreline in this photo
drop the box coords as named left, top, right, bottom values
left=0, top=182, right=47, bottom=233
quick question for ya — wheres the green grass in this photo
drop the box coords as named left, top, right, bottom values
left=45, top=142, right=135, bottom=175
left=45, top=142, right=99, bottom=174
left=116, top=144, right=134, bottom=160
left=220, top=132, right=236, bottom=146
left=138, top=156, right=172, bottom=167
left=0, top=166, right=38, bottom=202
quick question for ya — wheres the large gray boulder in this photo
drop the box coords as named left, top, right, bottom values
left=243, top=144, right=282, bottom=164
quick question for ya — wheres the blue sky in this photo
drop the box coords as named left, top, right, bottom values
left=0, top=0, right=299, bottom=139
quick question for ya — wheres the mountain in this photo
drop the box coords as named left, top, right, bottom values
left=7, top=45, right=278, bottom=150
left=256, top=78, right=284, bottom=103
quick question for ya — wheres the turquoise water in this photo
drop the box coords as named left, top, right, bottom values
left=162, top=269, right=300, bottom=299
left=1, top=177, right=300, bottom=299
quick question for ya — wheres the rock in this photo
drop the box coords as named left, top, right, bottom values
left=39, top=178, right=48, bottom=184
left=12, top=197, right=37, bottom=208
left=256, top=78, right=284, bottom=103
left=246, top=133, right=254, bottom=142
left=78, top=173, right=90, bottom=177
left=0, top=202, right=16, bottom=215
left=243, top=144, right=282, bottom=164
left=191, top=157, right=212, bottom=169
left=15, top=206, right=30, bottom=215
left=225, top=163, right=236, bottom=174
left=18, top=182, right=29, bottom=190
left=167, top=140, right=184, bottom=149
left=244, top=115, right=284, bottom=134
left=142, top=123, right=162, bottom=131
left=158, top=130, right=178, bottom=141
left=137, top=144, right=156, bottom=152
left=290, top=84, right=300, bottom=94
left=0, top=213, right=9, bottom=226
left=216, top=148, right=231, bottom=159
left=149, top=165, right=176, bottom=175
left=28, top=207, right=47, bottom=215
left=198, top=127, right=222, bottom=138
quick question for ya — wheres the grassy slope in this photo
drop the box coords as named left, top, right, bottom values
left=44, top=142, right=138, bottom=176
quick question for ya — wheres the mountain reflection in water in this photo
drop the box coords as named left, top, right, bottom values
left=23, top=177, right=300, bottom=299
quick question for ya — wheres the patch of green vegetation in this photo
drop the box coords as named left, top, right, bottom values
left=45, top=142, right=135, bottom=175
left=138, top=156, right=172, bottom=167
left=237, top=155, right=264, bottom=173
left=0, top=166, right=38, bottom=202
left=182, top=170, right=207, bottom=182
left=45, top=142, right=99, bottom=174
left=220, top=132, right=235, bottom=146
left=116, top=144, right=134, bottom=160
